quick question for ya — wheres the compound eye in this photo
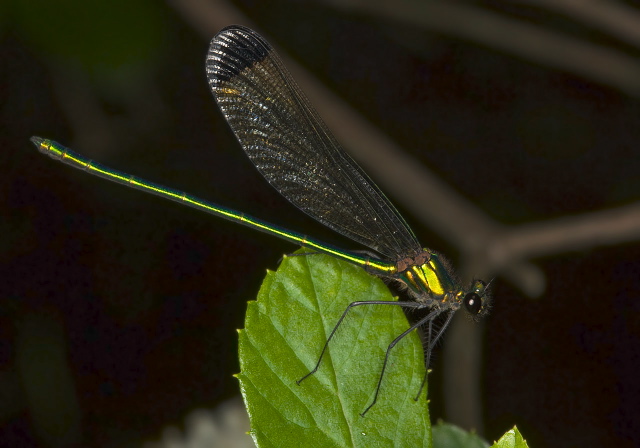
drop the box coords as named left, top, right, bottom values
left=464, top=293, right=482, bottom=315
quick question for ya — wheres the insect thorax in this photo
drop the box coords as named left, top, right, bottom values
left=396, top=250, right=465, bottom=307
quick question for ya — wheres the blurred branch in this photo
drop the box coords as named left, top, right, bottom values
left=168, top=0, right=250, bottom=37
left=522, top=0, right=640, bottom=48
left=322, top=0, right=640, bottom=97
left=489, top=202, right=640, bottom=266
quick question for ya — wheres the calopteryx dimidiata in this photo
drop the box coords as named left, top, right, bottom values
left=31, top=25, right=491, bottom=416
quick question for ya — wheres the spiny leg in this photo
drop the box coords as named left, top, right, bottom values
left=297, top=300, right=426, bottom=385
left=414, top=310, right=455, bottom=401
left=361, top=307, right=445, bottom=416
left=414, top=316, right=434, bottom=402
left=425, top=317, right=434, bottom=368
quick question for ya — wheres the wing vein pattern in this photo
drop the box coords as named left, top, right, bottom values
left=205, top=26, right=421, bottom=260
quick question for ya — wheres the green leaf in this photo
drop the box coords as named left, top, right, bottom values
left=490, top=427, right=529, bottom=448
left=238, top=249, right=431, bottom=448
left=432, top=421, right=489, bottom=448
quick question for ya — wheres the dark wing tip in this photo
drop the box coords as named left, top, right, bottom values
left=206, top=25, right=272, bottom=87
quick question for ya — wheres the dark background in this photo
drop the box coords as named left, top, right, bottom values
left=2, top=1, right=639, bottom=447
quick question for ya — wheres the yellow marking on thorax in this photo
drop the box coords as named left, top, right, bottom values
left=407, top=261, right=446, bottom=296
